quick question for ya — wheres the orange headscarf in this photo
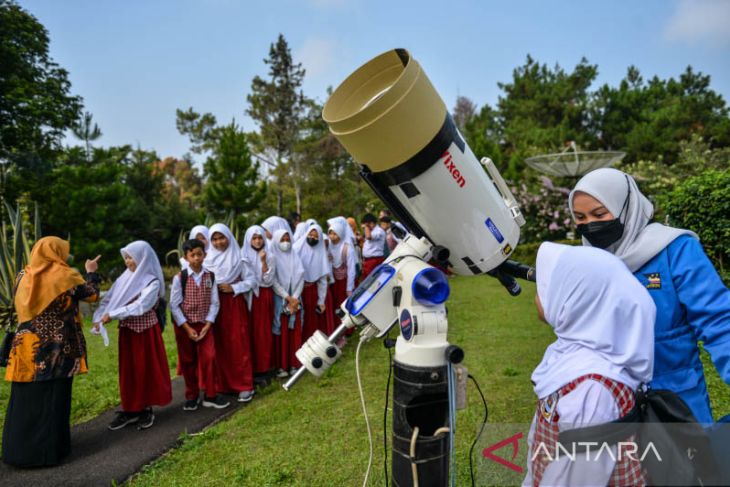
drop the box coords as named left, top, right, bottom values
left=14, top=237, right=85, bottom=323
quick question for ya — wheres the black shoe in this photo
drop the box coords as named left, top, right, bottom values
left=202, top=395, right=230, bottom=409
left=137, top=408, right=155, bottom=429
left=183, top=399, right=199, bottom=411
left=108, top=411, right=139, bottom=431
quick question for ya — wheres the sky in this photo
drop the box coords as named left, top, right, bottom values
left=19, top=0, right=730, bottom=161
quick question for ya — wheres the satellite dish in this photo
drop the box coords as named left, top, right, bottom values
left=525, top=141, right=626, bottom=177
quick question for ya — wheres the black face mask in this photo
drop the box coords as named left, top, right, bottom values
left=306, top=237, right=319, bottom=247
left=575, top=175, right=631, bottom=249
left=576, top=219, right=624, bottom=249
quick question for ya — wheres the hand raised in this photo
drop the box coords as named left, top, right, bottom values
left=85, top=255, right=101, bottom=273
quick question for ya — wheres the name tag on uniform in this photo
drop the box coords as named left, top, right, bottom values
left=644, top=272, right=661, bottom=289
left=204, top=278, right=212, bottom=289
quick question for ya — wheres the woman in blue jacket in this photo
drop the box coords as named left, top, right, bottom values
left=569, top=167, right=730, bottom=424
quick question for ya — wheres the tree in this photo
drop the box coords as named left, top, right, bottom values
left=496, top=55, right=599, bottom=177
left=203, top=122, right=266, bottom=228
left=175, top=107, right=218, bottom=155
left=246, top=34, right=311, bottom=214
left=72, top=111, right=102, bottom=161
left=590, top=66, right=730, bottom=164
left=156, top=156, right=202, bottom=203
left=0, top=1, right=82, bottom=193
left=452, top=96, right=477, bottom=132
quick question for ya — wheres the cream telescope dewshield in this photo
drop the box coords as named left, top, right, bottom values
left=322, top=48, right=524, bottom=276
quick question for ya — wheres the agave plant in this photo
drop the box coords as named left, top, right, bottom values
left=164, top=229, right=187, bottom=266
left=0, top=200, right=41, bottom=332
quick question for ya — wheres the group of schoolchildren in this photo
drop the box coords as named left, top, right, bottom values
left=92, top=212, right=399, bottom=431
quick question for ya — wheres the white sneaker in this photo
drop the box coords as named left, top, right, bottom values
left=289, top=367, right=298, bottom=376
left=276, top=368, right=289, bottom=378
left=237, top=390, right=255, bottom=403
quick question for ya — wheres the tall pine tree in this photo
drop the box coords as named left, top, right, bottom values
left=203, top=121, right=266, bottom=228
left=246, top=34, right=311, bottom=214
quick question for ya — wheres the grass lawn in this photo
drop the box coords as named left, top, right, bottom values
left=126, top=277, right=729, bottom=486
left=0, top=276, right=728, bottom=485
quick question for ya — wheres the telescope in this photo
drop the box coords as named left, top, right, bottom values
left=285, top=49, right=535, bottom=487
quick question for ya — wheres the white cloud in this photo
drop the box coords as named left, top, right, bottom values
left=294, top=38, right=338, bottom=80
left=663, top=0, right=730, bottom=47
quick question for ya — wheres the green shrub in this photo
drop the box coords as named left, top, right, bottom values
left=658, top=169, right=730, bottom=283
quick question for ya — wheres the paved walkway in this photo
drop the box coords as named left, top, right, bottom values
left=0, top=378, right=248, bottom=486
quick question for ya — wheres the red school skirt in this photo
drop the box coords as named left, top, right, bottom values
left=118, top=324, right=172, bottom=412
left=273, top=311, right=302, bottom=371
left=214, top=292, right=253, bottom=393
left=301, top=283, right=320, bottom=341
left=251, top=286, right=275, bottom=374
left=330, top=277, right=353, bottom=336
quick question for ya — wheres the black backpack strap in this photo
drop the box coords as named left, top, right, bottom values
left=180, top=269, right=188, bottom=298
left=558, top=393, right=642, bottom=451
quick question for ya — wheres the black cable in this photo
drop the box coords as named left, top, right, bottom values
left=383, top=344, right=393, bottom=487
left=468, top=374, right=488, bottom=487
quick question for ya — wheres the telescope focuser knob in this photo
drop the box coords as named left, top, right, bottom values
left=335, top=308, right=346, bottom=319
left=325, top=346, right=338, bottom=359
left=312, top=357, right=323, bottom=369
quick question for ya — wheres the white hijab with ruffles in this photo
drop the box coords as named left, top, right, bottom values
left=531, top=242, right=655, bottom=398
left=569, top=168, right=696, bottom=272
left=270, top=229, right=304, bottom=294
left=293, top=223, right=330, bottom=282
left=204, top=223, right=244, bottom=284
left=93, top=240, right=164, bottom=323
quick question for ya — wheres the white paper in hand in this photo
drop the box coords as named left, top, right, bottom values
left=90, top=323, right=110, bottom=347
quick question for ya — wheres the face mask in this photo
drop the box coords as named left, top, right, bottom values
left=575, top=174, right=631, bottom=250
left=576, top=219, right=624, bottom=249
left=278, top=241, right=291, bottom=252
left=306, top=237, right=319, bottom=247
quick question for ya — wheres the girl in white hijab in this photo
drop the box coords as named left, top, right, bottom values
left=523, top=242, right=655, bottom=487
left=93, top=241, right=172, bottom=430
left=242, top=225, right=276, bottom=378
left=293, top=218, right=318, bottom=243
left=261, top=216, right=291, bottom=240
left=180, top=225, right=210, bottom=270
left=270, top=229, right=305, bottom=376
left=327, top=216, right=357, bottom=303
left=204, top=223, right=256, bottom=402
left=569, top=168, right=730, bottom=425
left=294, top=223, right=331, bottom=340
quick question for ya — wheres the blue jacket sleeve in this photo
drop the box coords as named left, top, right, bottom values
left=670, top=236, right=730, bottom=384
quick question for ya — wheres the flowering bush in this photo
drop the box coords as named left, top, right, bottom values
left=512, top=175, right=573, bottom=243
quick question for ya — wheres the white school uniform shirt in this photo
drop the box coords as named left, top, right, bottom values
left=523, top=242, right=655, bottom=487
left=93, top=240, right=165, bottom=323
left=97, top=280, right=161, bottom=321
left=362, top=225, right=386, bottom=258
left=169, top=268, right=220, bottom=325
